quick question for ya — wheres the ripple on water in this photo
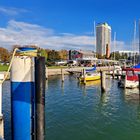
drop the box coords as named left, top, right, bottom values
left=2, top=76, right=140, bottom=140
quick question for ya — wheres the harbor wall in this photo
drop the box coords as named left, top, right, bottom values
left=0, top=66, right=114, bottom=79
left=47, top=66, right=114, bottom=76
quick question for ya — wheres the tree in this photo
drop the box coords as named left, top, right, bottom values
left=40, top=49, right=48, bottom=62
left=58, top=50, right=68, bottom=60
left=48, top=50, right=60, bottom=61
left=110, top=52, right=121, bottom=60
left=0, top=47, right=10, bottom=63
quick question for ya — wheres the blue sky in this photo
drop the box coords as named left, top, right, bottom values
left=0, top=0, right=140, bottom=51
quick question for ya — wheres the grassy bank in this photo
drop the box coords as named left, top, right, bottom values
left=0, top=65, right=9, bottom=71
left=0, top=65, right=68, bottom=71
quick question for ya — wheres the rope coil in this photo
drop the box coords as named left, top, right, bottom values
left=0, top=47, right=38, bottom=84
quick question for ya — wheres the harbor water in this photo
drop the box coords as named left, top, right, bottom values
left=3, top=75, right=140, bottom=140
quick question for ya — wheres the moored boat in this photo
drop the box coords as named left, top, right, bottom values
left=79, top=72, right=100, bottom=82
left=79, top=65, right=101, bottom=82
left=118, top=68, right=140, bottom=89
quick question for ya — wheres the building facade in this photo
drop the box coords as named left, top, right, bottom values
left=96, top=23, right=111, bottom=57
left=69, top=50, right=96, bottom=60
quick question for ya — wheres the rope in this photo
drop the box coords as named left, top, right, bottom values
left=0, top=48, right=18, bottom=84
left=0, top=47, right=38, bottom=84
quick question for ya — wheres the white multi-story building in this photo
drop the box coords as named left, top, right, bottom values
left=96, top=23, right=111, bottom=57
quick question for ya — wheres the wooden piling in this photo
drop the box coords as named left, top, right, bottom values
left=100, top=71, right=106, bottom=92
left=46, top=67, right=48, bottom=80
left=83, top=69, right=86, bottom=85
left=61, top=68, right=64, bottom=82
left=35, top=57, right=45, bottom=140
left=124, top=74, right=127, bottom=88
left=112, top=70, right=115, bottom=79
left=0, top=74, right=4, bottom=139
left=0, top=116, right=4, bottom=139
left=0, top=83, right=4, bottom=139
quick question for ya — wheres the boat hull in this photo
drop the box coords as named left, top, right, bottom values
left=119, top=80, right=139, bottom=89
left=80, top=75, right=100, bottom=82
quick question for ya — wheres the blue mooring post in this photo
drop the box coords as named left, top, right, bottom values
left=11, top=48, right=45, bottom=140
left=35, top=57, right=45, bottom=140
left=11, top=56, right=35, bottom=140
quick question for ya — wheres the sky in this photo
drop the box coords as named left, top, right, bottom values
left=0, top=0, right=140, bottom=51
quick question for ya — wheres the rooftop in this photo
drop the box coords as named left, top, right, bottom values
left=96, top=22, right=111, bottom=30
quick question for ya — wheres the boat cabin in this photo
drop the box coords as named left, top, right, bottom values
left=122, top=68, right=140, bottom=81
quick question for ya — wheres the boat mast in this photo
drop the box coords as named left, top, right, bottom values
left=133, top=20, right=136, bottom=65
left=94, top=21, right=96, bottom=58
left=113, top=32, right=116, bottom=60
left=138, top=19, right=140, bottom=63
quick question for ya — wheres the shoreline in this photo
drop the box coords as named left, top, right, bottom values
left=0, top=66, right=115, bottom=80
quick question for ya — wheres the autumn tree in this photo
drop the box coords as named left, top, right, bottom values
left=47, top=50, right=60, bottom=61
left=58, top=50, right=68, bottom=60
left=0, top=47, right=10, bottom=63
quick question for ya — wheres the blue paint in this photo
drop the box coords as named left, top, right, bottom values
left=85, top=65, right=96, bottom=72
left=17, top=47, right=37, bottom=52
left=11, top=82, right=35, bottom=140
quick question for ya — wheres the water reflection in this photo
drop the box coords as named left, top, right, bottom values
left=45, top=79, right=48, bottom=90
left=77, top=80, right=101, bottom=87
left=137, top=103, right=140, bottom=120
left=100, top=93, right=109, bottom=106
left=124, top=88, right=140, bottom=103
left=4, top=76, right=140, bottom=140
left=85, top=80, right=101, bottom=87
left=61, top=82, right=64, bottom=95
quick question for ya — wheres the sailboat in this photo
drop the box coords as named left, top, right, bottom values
left=79, top=21, right=100, bottom=83
left=118, top=20, right=140, bottom=88
left=79, top=65, right=100, bottom=82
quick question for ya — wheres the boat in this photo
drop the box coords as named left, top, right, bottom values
left=79, top=65, right=101, bottom=82
left=118, top=21, right=140, bottom=89
left=118, top=67, right=140, bottom=89
left=79, top=72, right=100, bottom=82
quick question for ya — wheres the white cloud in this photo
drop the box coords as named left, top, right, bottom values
left=0, top=7, right=28, bottom=16
left=0, top=20, right=95, bottom=50
left=0, top=20, right=134, bottom=51
left=111, top=40, right=139, bottom=52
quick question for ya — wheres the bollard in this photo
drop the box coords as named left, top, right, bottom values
left=100, top=71, right=106, bottom=92
left=11, top=56, right=35, bottom=140
left=0, top=74, right=4, bottom=139
left=35, top=57, right=45, bottom=140
left=83, top=69, right=86, bottom=85
left=112, top=70, right=115, bottom=79
left=61, top=68, right=64, bottom=82
left=124, top=74, right=127, bottom=88
left=46, top=67, right=48, bottom=80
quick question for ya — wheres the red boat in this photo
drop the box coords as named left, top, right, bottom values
left=119, top=68, right=140, bottom=89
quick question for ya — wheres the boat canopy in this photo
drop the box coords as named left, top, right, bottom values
left=133, top=63, right=140, bottom=68
left=122, top=68, right=140, bottom=71
left=86, top=65, right=96, bottom=72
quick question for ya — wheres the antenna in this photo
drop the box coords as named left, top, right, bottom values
left=113, top=32, right=116, bottom=60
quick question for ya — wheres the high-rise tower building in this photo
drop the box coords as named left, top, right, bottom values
left=96, top=23, right=111, bottom=57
